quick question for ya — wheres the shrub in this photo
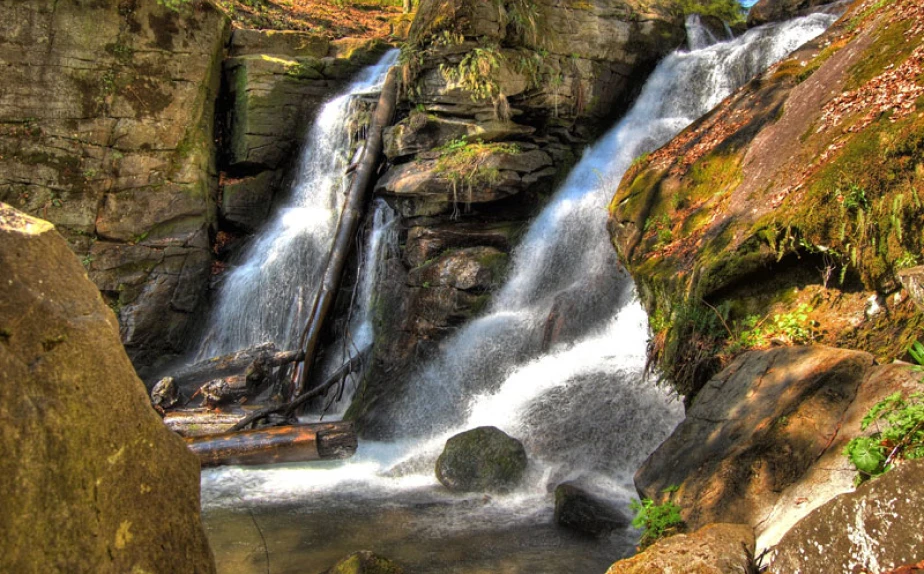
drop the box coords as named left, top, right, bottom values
left=843, top=390, right=924, bottom=485
left=630, top=496, right=684, bottom=549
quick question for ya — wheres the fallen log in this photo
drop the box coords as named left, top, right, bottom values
left=170, top=343, right=277, bottom=388
left=296, top=66, right=399, bottom=394
left=165, top=409, right=293, bottom=438
left=186, top=422, right=357, bottom=467
left=230, top=346, right=370, bottom=431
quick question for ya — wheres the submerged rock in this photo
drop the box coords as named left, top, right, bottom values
left=606, top=523, right=755, bottom=574
left=767, top=459, right=924, bottom=574
left=0, top=205, right=214, bottom=573
left=554, top=482, right=630, bottom=536
left=323, top=551, right=404, bottom=574
left=436, top=426, right=527, bottom=492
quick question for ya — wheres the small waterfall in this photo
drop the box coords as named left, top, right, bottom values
left=198, top=50, right=399, bottom=359
left=686, top=14, right=723, bottom=51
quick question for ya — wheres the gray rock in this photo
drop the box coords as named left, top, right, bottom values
left=221, top=171, right=279, bottom=232
left=408, top=246, right=507, bottom=291
left=747, top=0, right=839, bottom=27
left=436, top=426, right=528, bottom=492
left=897, top=265, right=924, bottom=311
left=767, top=459, right=924, bottom=574
left=554, top=482, right=630, bottom=536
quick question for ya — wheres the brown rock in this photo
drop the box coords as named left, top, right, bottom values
left=766, top=459, right=924, bottom=574
left=636, top=346, right=874, bottom=534
left=747, top=0, right=838, bottom=27
left=0, top=204, right=214, bottom=573
left=408, top=246, right=508, bottom=291
left=221, top=171, right=279, bottom=232
left=606, top=523, right=755, bottom=574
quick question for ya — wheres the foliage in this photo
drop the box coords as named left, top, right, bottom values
left=843, top=390, right=924, bottom=485
left=730, top=303, right=819, bottom=350
left=630, top=496, right=684, bottom=549
left=157, top=0, right=191, bottom=11
left=674, top=0, right=745, bottom=24
left=908, top=340, right=924, bottom=373
left=434, top=136, right=520, bottom=217
left=440, top=46, right=504, bottom=102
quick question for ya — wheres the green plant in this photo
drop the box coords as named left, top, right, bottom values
left=908, top=340, right=924, bottom=372
left=843, top=390, right=924, bottom=484
left=630, top=496, right=684, bottom=549
left=157, top=0, right=192, bottom=11
left=732, top=303, right=818, bottom=350
left=433, top=136, right=520, bottom=217
left=673, top=0, right=745, bottom=24
left=440, top=46, right=503, bottom=102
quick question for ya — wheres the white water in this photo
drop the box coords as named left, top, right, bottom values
left=198, top=50, right=399, bottom=359
left=201, top=14, right=836, bottom=573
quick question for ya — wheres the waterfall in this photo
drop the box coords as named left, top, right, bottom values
left=198, top=50, right=399, bottom=359
left=200, top=12, right=837, bottom=571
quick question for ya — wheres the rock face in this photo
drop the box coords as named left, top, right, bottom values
left=747, top=0, right=838, bottom=27
left=352, top=0, right=686, bottom=434
left=766, top=459, right=924, bottom=574
left=0, top=0, right=230, bottom=376
left=323, top=551, right=404, bottom=574
left=435, top=426, right=528, bottom=492
left=609, top=0, right=924, bottom=397
left=605, top=523, right=755, bottom=574
left=554, top=482, right=630, bottom=536
left=634, top=344, right=924, bottom=554
left=0, top=204, right=214, bottom=573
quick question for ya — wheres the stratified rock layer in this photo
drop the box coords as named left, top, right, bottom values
left=0, top=204, right=214, bottom=574
left=0, top=0, right=231, bottom=375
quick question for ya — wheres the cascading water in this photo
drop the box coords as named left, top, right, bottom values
left=201, top=13, right=836, bottom=574
left=198, top=50, right=399, bottom=359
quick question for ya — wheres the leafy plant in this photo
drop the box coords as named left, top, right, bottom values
left=908, top=340, right=924, bottom=373
left=158, top=0, right=192, bottom=11
left=674, top=0, right=745, bottom=25
left=843, top=390, right=924, bottom=485
left=630, top=496, right=684, bottom=549
left=732, top=303, right=818, bottom=350
left=440, top=46, right=503, bottom=102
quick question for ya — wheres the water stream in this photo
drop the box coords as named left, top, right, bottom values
left=200, top=13, right=836, bottom=574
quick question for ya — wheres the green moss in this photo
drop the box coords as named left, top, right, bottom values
left=846, top=18, right=916, bottom=90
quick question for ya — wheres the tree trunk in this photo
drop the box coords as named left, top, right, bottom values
left=169, top=343, right=283, bottom=389
left=186, top=422, right=357, bottom=467
left=296, top=66, right=399, bottom=394
left=164, top=410, right=247, bottom=438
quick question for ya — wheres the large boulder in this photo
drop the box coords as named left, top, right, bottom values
left=0, top=0, right=231, bottom=376
left=554, top=482, right=630, bottom=536
left=747, top=0, right=838, bottom=27
left=435, top=426, right=528, bottom=492
left=0, top=204, right=214, bottom=573
left=606, top=523, right=755, bottom=574
left=766, top=459, right=924, bottom=574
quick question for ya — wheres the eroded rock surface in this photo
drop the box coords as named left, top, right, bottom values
left=0, top=204, right=214, bottom=573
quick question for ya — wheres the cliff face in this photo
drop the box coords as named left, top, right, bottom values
left=350, top=0, right=687, bottom=432
left=609, top=0, right=924, bottom=397
left=0, top=0, right=230, bottom=375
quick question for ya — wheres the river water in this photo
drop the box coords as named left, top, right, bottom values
left=200, top=12, right=836, bottom=574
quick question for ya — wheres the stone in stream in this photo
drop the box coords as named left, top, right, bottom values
left=554, top=482, right=630, bottom=536
left=322, top=551, right=404, bottom=574
left=435, top=426, right=528, bottom=493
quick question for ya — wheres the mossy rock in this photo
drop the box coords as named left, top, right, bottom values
left=435, top=426, right=528, bottom=492
left=323, top=551, right=404, bottom=574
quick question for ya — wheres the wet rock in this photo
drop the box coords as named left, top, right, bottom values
left=408, top=246, right=507, bottom=291
left=230, top=29, right=330, bottom=59
left=384, top=113, right=535, bottom=161
left=322, top=551, right=404, bottom=574
left=636, top=346, right=874, bottom=535
left=766, top=459, right=924, bottom=574
left=605, top=523, right=755, bottom=574
left=404, top=222, right=516, bottom=269
left=0, top=205, right=214, bottom=573
left=554, top=482, right=630, bottom=536
left=436, top=426, right=528, bottom=492
left=221, top=171, right=279, bottom=232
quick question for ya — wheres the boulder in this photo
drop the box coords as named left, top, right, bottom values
left=435, top=426, right=528, bottom=492
left=221, top=171, right=279, bottom=232
left=323, top=551, right=404, bottom=574
left=554, top=482, right=630, bottom=536
left=766, top=459, right=924, bottom=574
left=636, top=346, right=874, bottom=535
left=0, top=204, right=214, bottom=573
left=606, top=523, right=755, bottom=574
left=897, top=266, right=924, bottom=311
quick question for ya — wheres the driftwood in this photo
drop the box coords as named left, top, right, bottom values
left=186, top=422, right=357, bottom=467
left=296, top=66, right=399, bottom=394
left=230, top=346, right=370, bottom=432
left=171, top=344, right=304, bottom=389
